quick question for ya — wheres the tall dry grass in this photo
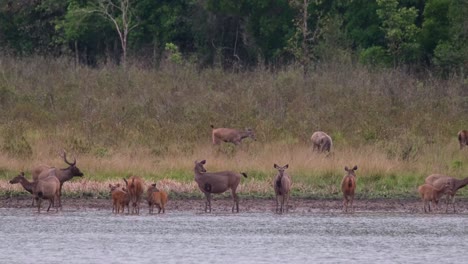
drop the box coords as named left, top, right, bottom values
left=1, top=56, right=468, bottom=198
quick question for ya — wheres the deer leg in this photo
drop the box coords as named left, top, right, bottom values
left=37, top=198, right=41, bottom=213
left=204, top=193, right=211, bottom=213
left=231, top=189, right=239, bottom=213
left=350, top=195, right=354, bottom=213
left=58, top=186, right=63, bottom=209
left=451, top=195, right=456, bottom=213
left=47, top=199, right=52, bottom=212
left=285, top=194, right=290, bottom=213
left=343, top=195, right=348, bottom=213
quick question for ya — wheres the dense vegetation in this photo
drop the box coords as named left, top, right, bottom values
left=0, top=0, right=467, bottom=199
left=0, top=0, right=466, bottom=74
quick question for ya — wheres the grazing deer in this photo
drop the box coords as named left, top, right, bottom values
left=211, top=125, right=256, bottom=145
left=341, top=166, right=357, bottom=213
left=458, top=130, right=468, bottom=149
left=146, top=183, right=168, bottom=214
left=33, top=150, right=84, bottom=208
left=194, top=160, right=247, bottom=213
left=32, top=174, right=61, bottom=213
left=418, top=183, right=450, bottom=213
left=311, top=131, right=333, bottom=153
left=425, top=174, right=468, bottom=213
left=123, top=176, right=144, bottom=214
left=273, top=164, right=292, bottom=214
left=109, top=183, right=129, bottom=214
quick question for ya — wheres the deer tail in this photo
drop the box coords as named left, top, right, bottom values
left=241, top=172, right=248, bottom=178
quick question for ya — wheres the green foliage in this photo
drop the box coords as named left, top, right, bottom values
left=359, top=46, right=391, bottom=66
left=376, top=0, right=421, bottom=66
left=165, top=42, right=183, bottom=64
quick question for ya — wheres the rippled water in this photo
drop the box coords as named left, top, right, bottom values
left=0, top=208, right=467, bottom=263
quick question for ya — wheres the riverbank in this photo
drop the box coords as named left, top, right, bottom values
left=3, top=196, right=468, bottom=214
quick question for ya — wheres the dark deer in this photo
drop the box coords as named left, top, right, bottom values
left=273, top=164, right=292, bottom=214
left=194, top=160, right=247, bottom=212
left=458, top=130, right=468, bottom=149
left=341, top=166, right=357, bottom=213
left=211, top=125, right=256, bottom=145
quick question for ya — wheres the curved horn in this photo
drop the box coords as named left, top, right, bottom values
left=60, top=149, right=76, bottom=166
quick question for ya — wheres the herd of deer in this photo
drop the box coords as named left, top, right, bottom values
left=7, top=127, right=468, bottom=214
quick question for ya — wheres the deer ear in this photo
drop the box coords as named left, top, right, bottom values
left=353, top=165, right=358, bottom=171
left=201, top=160, right=206, bottom=164
left=284, top=164, right=289, bottom=169
left=345, top=166, right=349, bottom=171
left=274, top=164, right=278, bottom=169
left=20, top=171, right=25, bottom=176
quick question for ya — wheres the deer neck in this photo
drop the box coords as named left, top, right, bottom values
left=56, top=168, right=73, bottom=183
left=20, top=178, right=34, bottom=193
left=454, top=177, right=468, bottom=191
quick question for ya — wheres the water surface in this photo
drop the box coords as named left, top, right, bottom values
left=0, top=208, right=466, bottom=263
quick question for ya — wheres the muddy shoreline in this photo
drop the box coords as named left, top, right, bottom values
left=3, top=196, right=468, bottom=214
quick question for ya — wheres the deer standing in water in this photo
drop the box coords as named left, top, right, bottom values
left=341, top=166, right=357, bottom=213
left=194, top=160, right=247, bottom=212
left=273, top=164, right=292, bottom=214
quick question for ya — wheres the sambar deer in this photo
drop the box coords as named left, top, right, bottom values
left=146, top=183, right=168, bottom=214
left=341, top=166, right=357, bottom=213
left=311, top=131, right=332, bottom=153
left=211, top=125, right=256, bottom=145
left=194, top=160, right=247, bottom=212
left=123, top=176, right=144, bottom=214
left=33, top=150, right=84, bottom=208
left=273, top=164, right=292, bottom=214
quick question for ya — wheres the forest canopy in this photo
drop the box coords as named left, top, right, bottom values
left=0, top=0, right=466, bottom=76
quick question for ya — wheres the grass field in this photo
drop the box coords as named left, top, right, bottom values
left=2, top=141, right=468, bottom=200
left=1, top=56, right=468, bottom=200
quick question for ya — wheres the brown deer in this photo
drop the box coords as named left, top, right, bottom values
left=211, top=125, right=256, bottom=145
left=417, top=183, right=450, bottom=213
left=341, top=166, right=357, bottom=213
left=32, top=174, right=61, bottom=213
left=194, top=160, right=247, bottom=213
left=9, top=172, right=34, bottom=195
left=273, top=164, right=292, bottom=214
left=123, top=176, right=144, bottom=214
left=146, top=183, right=168, bottom=214
left=458, top=130, right=468, bottom=149
left=425, top=174, right=468, bottom=213
left=311, top=131, right=332, bottom=153
left=33, top=150, right=84, bottom=208
left=109, top=183, right=130, bottom=214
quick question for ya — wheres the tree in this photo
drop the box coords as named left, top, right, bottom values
left=376, top=0, right=420, bottom=67
left=70, top=0, right=139, bottom=68
left=287, top=0, right=328, bottom=77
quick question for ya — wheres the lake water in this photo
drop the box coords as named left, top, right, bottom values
left=0, top=208, right=466, bottom=263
